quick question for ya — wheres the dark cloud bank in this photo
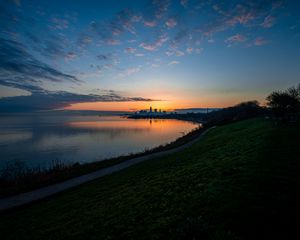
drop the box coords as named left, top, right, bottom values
left=0, top=37, right=157, bottom=112
left=0, top=38, right=80, bottom=89
left=0, top=91, right=156, bottom=112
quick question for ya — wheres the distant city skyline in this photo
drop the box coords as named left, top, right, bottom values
left=0, top=0, right=300, bottom=111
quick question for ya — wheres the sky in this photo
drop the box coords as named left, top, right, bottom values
left=0, top=0, right=299, bottom=112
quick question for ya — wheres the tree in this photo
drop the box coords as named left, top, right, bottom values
left=266, top=84, right=300, bottom=119
left=206, top=100, right=263, bottom=125
left=287, top=84, right=300, bottom=101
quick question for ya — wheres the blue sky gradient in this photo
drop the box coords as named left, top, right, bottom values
left=0, top=0, right=299, bottom=111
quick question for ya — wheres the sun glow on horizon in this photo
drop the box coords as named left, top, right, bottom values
left=63, top=95, right=262, bottom=111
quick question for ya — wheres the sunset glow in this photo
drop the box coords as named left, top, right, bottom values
left=0, top=1, right=299, bottom=111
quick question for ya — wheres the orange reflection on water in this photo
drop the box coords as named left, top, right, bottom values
left=67, top=116, right=199, bottom=147
left=0, top=115, right=199, bottom=169
left=68, top=117, right=197, bottom=133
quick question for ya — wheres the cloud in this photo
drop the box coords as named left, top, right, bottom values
left=3, top=6, right=71, bottom=60
left=143, top=20, right=157, bottom=27
left=225, top=5, right=257, bottom=26
left=253, top=37, right=269, bottom=46
left=50, top=17, right=69, bottom=30
left=139, top=43, right=156, bottom=51
left=186, top=47, right=193, bottom=54
left=78, top=35, right=93, bottom=47
left=195, top=48, right=203, bottom=54
left=124, top=47, right=136, bottom=54
left=104, top=64, right=113, bottom=69
left=0, top=3, right=35, bottom=32
left=175, top=50, right=185, bottom=56
left=142, top=0, right=170, bottom=27
left=106, top=39, right=121, bottom=45
left=127, top=67, right=140, bottom=74
left=168, top=61, right=179, bottom=66
left=97, top=54, right=112, bottom=61
left=25, top=31, right=41, bottom=44
left=131, top=15, right=142, bottom=23
left=261, top=15, right=276, bottom=28
left=0, top=38, right=81, bottom=93
left=127, top=39, right=137, bottom=43
left=0, top=90, right=160, bottom=112
left=202, top=1, right=278, bottom=38
left=95, top=53, right=119, bottom=70
left=115, top=9, right=138, bottom=34
left=165, top=44, right=185, bottom=57
left=152, top=0, right=170, bottom=19
left=139, top=34, right=168, bottom=51
left=225, top=34, right=247, bottom=46
left=118, top=67, right=141, bottom=78
left=65, top=52, right=77, bottom=61
left=165, top=50, right=173, bottom=56
left=151, top=63, right=159, bottom=68
left=88, top=8, right=138, bottom=45
left=166, top=17, right=177, bottom=28
left=31, top=34, right=71, bottom=60
left=173, top=29, right=189, bottom=45
left=180, top=0, right=188, bottom=8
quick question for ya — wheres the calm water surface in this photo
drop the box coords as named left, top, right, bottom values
left=0, top=113, right=198, bottom=170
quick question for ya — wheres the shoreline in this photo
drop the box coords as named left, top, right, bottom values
left=126, top=113, right=206, bottom=124
left=0, top=126, right=214, bottom=211
left=0, top=122, right=204, bottom=199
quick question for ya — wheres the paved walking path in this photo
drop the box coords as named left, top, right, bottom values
left=0, top=127, right=215, bottom=211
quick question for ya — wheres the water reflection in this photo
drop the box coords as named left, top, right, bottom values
left=0, top=114, right=198, bottom=170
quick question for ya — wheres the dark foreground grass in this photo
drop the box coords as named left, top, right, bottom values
left=1, top=118, right=300, bottom=240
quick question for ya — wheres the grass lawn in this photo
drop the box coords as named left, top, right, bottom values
left=1, top=118, right=300, bottom=239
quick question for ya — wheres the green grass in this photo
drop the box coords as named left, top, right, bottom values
left=1, top=118, right=300, bottom=240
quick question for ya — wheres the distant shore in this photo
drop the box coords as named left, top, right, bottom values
left=126, top=112, right=207, bottom=124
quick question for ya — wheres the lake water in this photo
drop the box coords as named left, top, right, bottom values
left=0, top=113, right=198, bottom=171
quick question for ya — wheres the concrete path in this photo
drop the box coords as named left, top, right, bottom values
left=0, top=127, right=215, bottom=211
